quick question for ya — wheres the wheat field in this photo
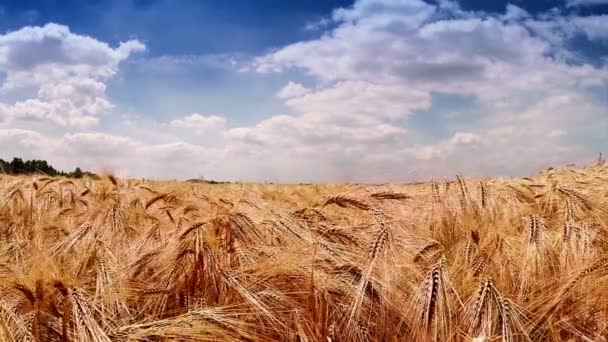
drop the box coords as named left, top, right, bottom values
left=0, top=163, right=607, bottom=341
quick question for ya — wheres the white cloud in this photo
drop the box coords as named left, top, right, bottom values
left=566, top=0, right=608, bottom=7
left=401, top=132, right=481, bottom=162
left=0, top=23, right=144, bottom=86
left=332, top=0, right=435, bottom=28
left=226, top=114, right=406, bottom=147
left=570, top=15, right=608, bottom=41
left=0, top=129, right=56, bottom=163
left=8, top=99, right=102, bottom=127
left=170, top=113, right=226, bottom=134
left=502, top=4, right=530, bottom=21
left=526, top=14, right=608, bottom=45
left=0, top=23, right=144, bottom=127
left=61, top=132, right=139, bottom=156
left=59, top=133, right=219, bottom=179
left=0, top=128, right=50, bottom=149
left=276, top=81, right=311, bottom=99
left=1, top=4, right=608, bottom=182
left=236, top=0, right=608, bottom=181
left=283, top=81, right=430, bottom=121
left=37, top=78, right=106, bottom=101
left=0, top=129, right=220, bottom=179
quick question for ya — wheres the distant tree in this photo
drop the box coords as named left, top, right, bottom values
left=10, top=158, right=24, bottom=174
left=0, top=157, right=95, bottom=177
left=72, top=167, right=84, bottom=178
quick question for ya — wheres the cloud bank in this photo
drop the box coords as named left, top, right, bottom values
left=0, top=23, right=144, bottom=127
left=1, top=1, right=607, bottom=182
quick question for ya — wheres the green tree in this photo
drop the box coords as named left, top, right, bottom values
left=0, top=157, right=95, bottom=177
left=72, top=167, right=84, bottom=178
left=10, top=158, right=24, bottom=174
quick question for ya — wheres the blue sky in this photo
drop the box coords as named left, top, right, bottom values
left=0, top=0, right=354, bottom=54
left=0, top=0, right=607, bottom=182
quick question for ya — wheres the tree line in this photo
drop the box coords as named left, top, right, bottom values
left=0, top=157, right=96, bottom=178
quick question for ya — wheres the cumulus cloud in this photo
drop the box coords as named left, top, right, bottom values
left=0, top=23, right=144, bottom=86
left=8, top=98, right=110, bottom=127
left=0, top=128, right=51, bottom=151
left=236, top=0, right=608, bottom=181
left=226, top=114, right=406, bottom=147
left=1, top=3, right=608, bottom=182
left=276, top=81, right=311, bottom=99
left=283, top=81, right=430, bottom=121
left=170, top=113, right=227, bottom=134
left=526, top=13, right=608, bottom=45
left=0, top=23, right=144, bottom=127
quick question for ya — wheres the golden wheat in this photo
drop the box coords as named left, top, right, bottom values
left=0, top=162, right=607, bottom=340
